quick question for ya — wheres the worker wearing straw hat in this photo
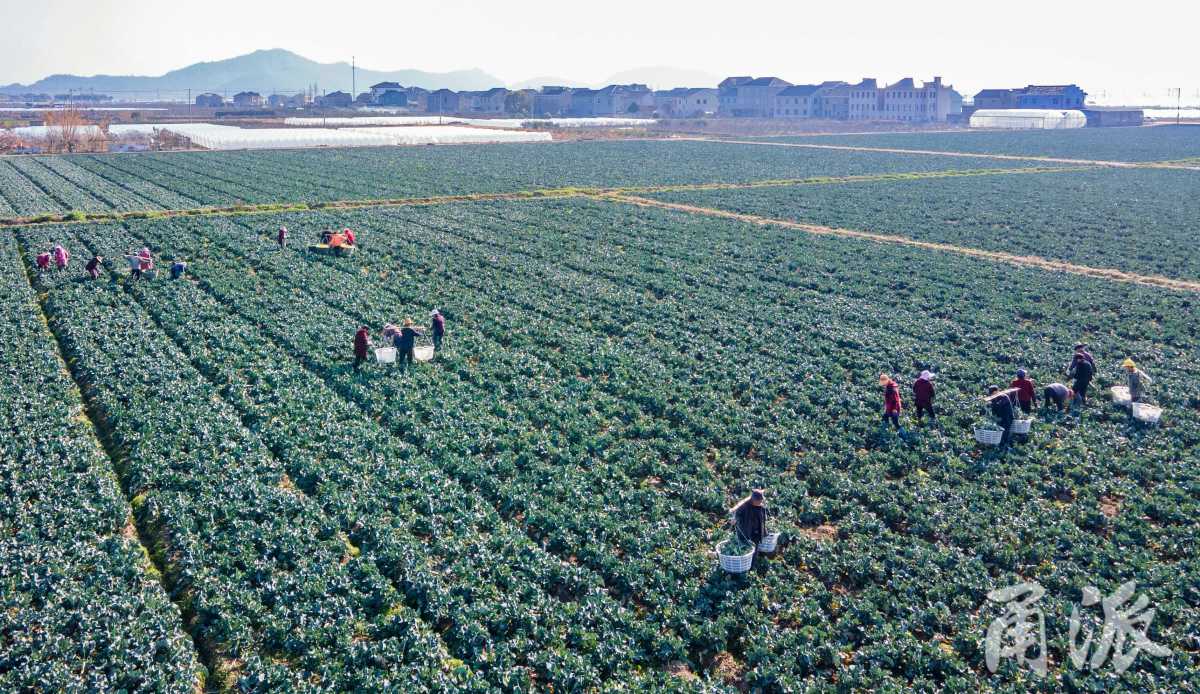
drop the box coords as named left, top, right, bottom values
left=1123, top=358, right=1152, bottom=403
left=392, top=318, right=423, bottom=367
left=880, top=374, right=903, bottom=433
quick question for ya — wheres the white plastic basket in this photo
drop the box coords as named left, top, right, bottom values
left=414, top=345, right=434, bottom=362
left=974, top=426, right=1003, bottom=445
left=375, top=347, right=396, bottom=364
left=1011, top=419, right=1032, bottom=435
left=1132, top=403, right=1162, bottom=425
left=716, top=540, right=755, bottom=574
left=757, top=532, right=780, bottom=553
left=1111, top=386, right=1132, bottom=407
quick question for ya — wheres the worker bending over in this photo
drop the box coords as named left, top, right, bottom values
left=732, top=489, right=768, bottom=552
left=52, top=244, right=70, bottom=269
left=353, top=326, right=371, bottom=371
left=1043, top=383, right=1074, bottom=412
left=986, top=386, right=1017, bottom=447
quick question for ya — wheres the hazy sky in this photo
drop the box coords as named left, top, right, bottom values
left=2, top=0, right=1195, bottom=95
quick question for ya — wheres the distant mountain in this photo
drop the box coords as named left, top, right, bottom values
left=0, top=49, right=504, bottom=97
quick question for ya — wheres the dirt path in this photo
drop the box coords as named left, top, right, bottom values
left=605, top=194, right=1200, bottom=294
left=677, top=137, right=1200, bottom=171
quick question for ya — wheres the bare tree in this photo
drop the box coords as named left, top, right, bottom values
left=43, top=107, right=88, bottom=153
left=0, top=129, right=25, bottom=154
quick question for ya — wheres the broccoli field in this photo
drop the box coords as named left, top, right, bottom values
left=2, top=131, right=1199, bottom=692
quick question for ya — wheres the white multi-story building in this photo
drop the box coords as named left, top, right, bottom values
left=879, top=76, right=959, bottom=123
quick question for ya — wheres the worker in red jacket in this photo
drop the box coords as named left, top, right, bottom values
left=880, top=373, right=903, bottom=431
left=912, top=370, right=936, bottom=422
left=35, top=252, right=51, bottom=271
left=277, top=226, right=288, bottom=250
left=343, top=228, right=356, bottom=246
left=353, top=326, right=371, bottom=372
left=1010, top=369, right=1037, bottom=414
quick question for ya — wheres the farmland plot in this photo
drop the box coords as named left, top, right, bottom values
left=649, top=166, right=1200, bottom=281
left=0, top=238, right=200, bottom=691
left=15, top=195, right=1199, bottom=690
left=754, top=124, right=1200, bottom=163
left=15, top=228, right=471, bottom=691
left=0, top=140, right=1075, bottom=220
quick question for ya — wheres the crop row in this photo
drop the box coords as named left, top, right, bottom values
left=0, top=139, right=1075, bottom=220
left=649, top=165, right=1200, bottom=282
left=0, top=237, right=201, bottom=692
left=48, top=219, right=682, bottom=689
left=305, top=200, right=1199, bottom=688
left=760, top=124, right=1200, bottom=163
left=16, top=226, right=472, bottom=691
left=53, top=198, right=1200, bottom=690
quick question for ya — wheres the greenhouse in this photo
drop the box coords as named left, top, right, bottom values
left=157, top=123, right=551, bottom=150
left=970, top=109, right=1087, bottom=130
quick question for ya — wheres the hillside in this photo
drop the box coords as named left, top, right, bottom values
left=0, top=48, right=503, bottom=96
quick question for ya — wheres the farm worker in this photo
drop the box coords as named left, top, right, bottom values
left=1042, top=383, right=1074, bottom=412
left=170, top=260, right=187, bottom=280
left=277, top=226, right=288, bottom=249
left=35, top=252, right=51, bottom=270
left=731, top=489, right=768, bottom=549
left=880, top=374, right=903, bottom=432
left=912, top=370, right=936, bottom=422
left=1067, top=343, right=1096, bottom=373
left=328, top=231, right=346, bottom=249
left=125, top=253, right=142, bottom=279
left=986, top=386, right=1016, bottom=446
left=137, top=248, right=154, bottom=274
left=393, top=318, right=422, bottom=367
left=52, top=244, right=70, bottom=269
left=320, top=229, right=332, bottom=244
left=430, top=309, right=445, bottom=351
left=1123, top=359, right=1152, bottom=403
left=381, top=323, right=398, bottom=341
left=353, top=326, right=371, bottom=371
left=85, top=254, right=103, bottom=280
left=1068, top=348, right=1095, bottom=408
left=1010, top=369, right=1038, bottom=414
left=343, top=228, right=356, bottom=246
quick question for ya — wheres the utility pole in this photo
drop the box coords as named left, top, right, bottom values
left=352, top=56, right=357, bottom=101
left=1175, top=87, right=1182, bottom=126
